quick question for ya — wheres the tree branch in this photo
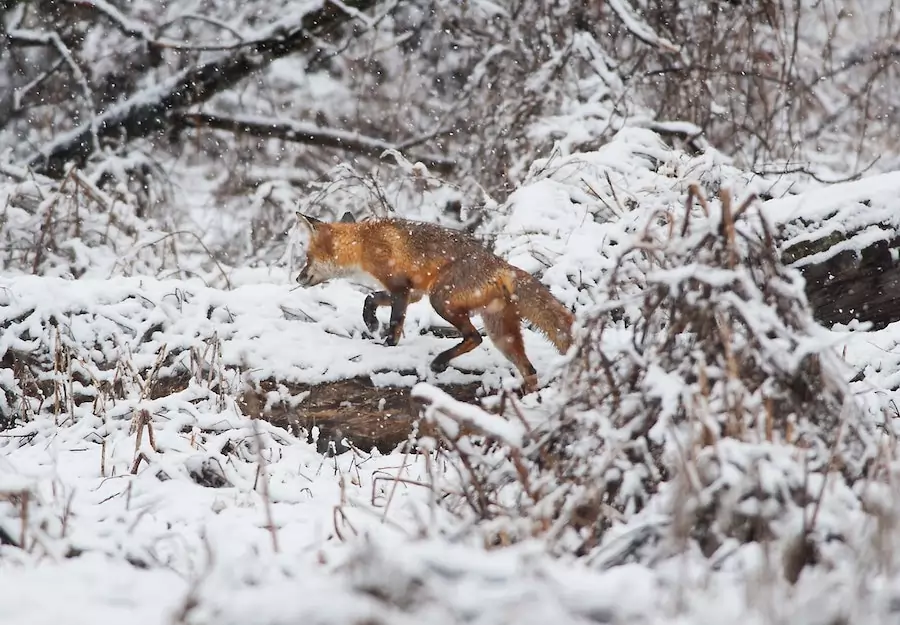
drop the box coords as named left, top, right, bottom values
left=21, top=0, right=379, bottom=178
left=174, top=112, right=456, bottom=173
left=606, top=0, right=681, bottom=53
left=12, top=57, right=66, bottom=112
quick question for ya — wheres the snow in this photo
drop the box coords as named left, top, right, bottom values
left=760, top=170, right=900, bottom=267
left=3, top=2, right=900, bottom=619
left=0, top=274, right=566, bottom=391
left=762, top=170, right=900, bottom=226
left=2, top=132, right=900, bottom=623
left=412, top=383, right=525, bottom=446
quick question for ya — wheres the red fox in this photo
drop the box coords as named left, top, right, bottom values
left=294, top=211, right=574, bottom=393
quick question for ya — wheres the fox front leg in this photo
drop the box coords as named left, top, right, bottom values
left=362, top=291, right=392, bottom=334
left=384, top=289, right=411, bottom=346
left=361, top=289, right=409, bottom=346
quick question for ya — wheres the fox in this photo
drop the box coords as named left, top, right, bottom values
left=293, top=211, right=574, bottom=393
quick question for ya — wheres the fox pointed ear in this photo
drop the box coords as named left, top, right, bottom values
left=339, top=211, right=356, bottom=223
left=296, top=212, right=322, bottom=233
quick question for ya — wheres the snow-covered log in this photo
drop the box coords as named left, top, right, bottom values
left=765, top=171, right=900, bottom=330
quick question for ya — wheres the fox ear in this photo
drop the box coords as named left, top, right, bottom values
left=339, top=211, right=356, bottom=223
left=296, top=212, right=322, bottom=234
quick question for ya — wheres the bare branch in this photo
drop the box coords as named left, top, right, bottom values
left=12, top=57, right=66, bottom=112
left=327, top=0, right=375, bottom=28
left=60, top=0, right=153, bottom=39
left=155, top=13, right=247, bottom=42
left=174, top=112, right=456, bottom=173
left=60, top=0, right=252, bottom=51
left=809, top=43, right=900, bottom=84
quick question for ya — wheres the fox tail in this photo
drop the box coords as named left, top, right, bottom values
left=503, top=269, right=574, bottom=354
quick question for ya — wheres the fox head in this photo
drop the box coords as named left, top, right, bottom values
left=295, top=211, right=358, bottom=287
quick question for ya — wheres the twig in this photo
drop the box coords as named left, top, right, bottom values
left=62, top=0, right=253, bottom=51
left=156, top=13, right=247, bottom=42
left=327, top=0, right=374, bottom=28
left=751, top=156, right=882, bottom=185
left=130, top=409, right=157, bottom=474
left=252, top=419, right=280, bottom=553
left=381, top=435, right=413, bottom=522
left=110, top=230, right=233, bottom=289
left=12, top=57, right=66, bottom=112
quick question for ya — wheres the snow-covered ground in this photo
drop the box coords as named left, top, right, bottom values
left=4, top=126, right=900, bottom=625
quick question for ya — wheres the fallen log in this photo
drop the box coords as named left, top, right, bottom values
left=764, top=170, right=900, bottom=330
left=241, top=376, right=484, bottom=455
left=789, top=235, right=900, bottom=331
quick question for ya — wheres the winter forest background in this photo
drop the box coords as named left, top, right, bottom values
left=3, top=1, right=900, bottom=623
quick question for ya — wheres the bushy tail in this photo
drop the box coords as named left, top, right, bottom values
left=506, top=269, right=574, bottom=353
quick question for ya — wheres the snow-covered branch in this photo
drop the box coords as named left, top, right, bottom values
left=606, top=0, right=680, bottom=53
left=7, top=25, right=99, bottom=152
left=21, top=0, right=378, bottom=178
left=11, top=58, right=65, bottom=113
left=6, top=28, right=95, bottom=113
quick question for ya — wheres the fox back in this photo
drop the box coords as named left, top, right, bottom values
left=296, top=214, right=497, bottom=294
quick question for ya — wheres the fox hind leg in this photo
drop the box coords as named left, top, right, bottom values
left=429, top=312, right=482, bottom=373
left=429, top=287, right=483, bottom=373
left=482, top=307, right=538, bottom=393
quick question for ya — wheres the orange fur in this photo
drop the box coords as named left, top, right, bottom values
left=295, top=213, right=574, bottom=393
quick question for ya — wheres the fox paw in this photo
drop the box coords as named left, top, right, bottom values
left=430, top=358, right=449, bottom=373
left=378, top=325, right=403, bottom=346
left=361, top=326, right=393, bottom=344
left=520, top=374, right=539, bottom=395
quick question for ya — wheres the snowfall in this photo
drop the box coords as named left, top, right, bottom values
left=4, top=125, right=900, bottom=625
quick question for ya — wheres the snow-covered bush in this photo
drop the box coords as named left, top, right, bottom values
left=0, top=160, right=235, bottom=284
left=411, top=180, right=880, bottom=586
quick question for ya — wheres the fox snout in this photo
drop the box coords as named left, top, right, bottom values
left=296, top=262, right=310, bottom=285
left=296, top=261, right=320, bottom=287
left=296, top=258, right=342, bottom=287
